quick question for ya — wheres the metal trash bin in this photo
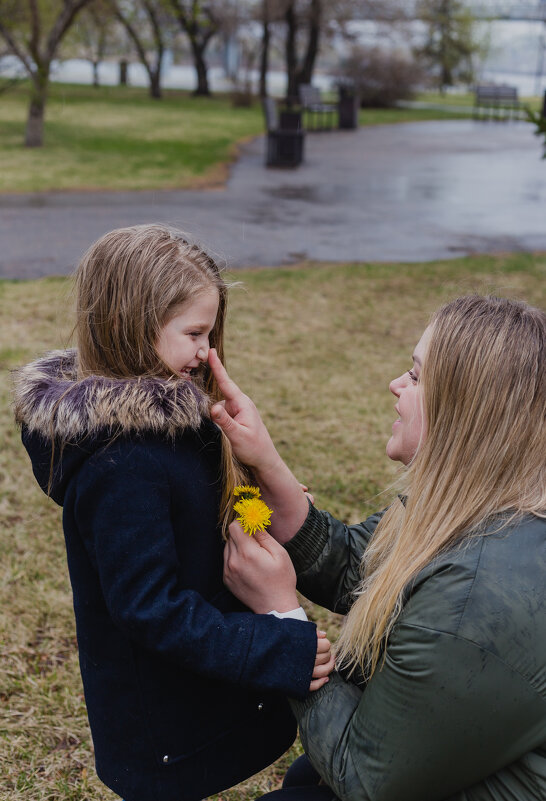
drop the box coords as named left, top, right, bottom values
left=279, top=108, right=303, bottom=131
left=268, top=131, right=304, bottom=167
left=262, top=97, right=305, bottom=168
left=337, top=80, right=359, bottom=130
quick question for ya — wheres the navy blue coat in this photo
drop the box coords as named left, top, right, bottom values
left=14, top=351, right=318, bottom=801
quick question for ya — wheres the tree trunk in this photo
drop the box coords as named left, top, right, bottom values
left=284, top=2, right=298, bottom=103
left=191, top=40, right=211, bottom=96
left=25, top=73, right=48, bottom=147
left=440, top=45, right=450, bottom=89
left=143, top=1, right=164, bottom=100
left=150, top=71, right=162, bottom=99
left=92, top=60, right=100, bottom=87
left=259, top=1, right=270, bottom=98
left=295, top=0, right=321, bottom=87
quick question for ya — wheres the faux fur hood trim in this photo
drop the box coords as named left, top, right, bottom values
left=13, top=349, right=211, bottom=440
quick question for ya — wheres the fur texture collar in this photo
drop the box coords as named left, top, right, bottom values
left=13, top=350, right=211, bottom=440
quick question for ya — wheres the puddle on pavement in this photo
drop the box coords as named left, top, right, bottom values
left=268, top=185, right=322, bottom=202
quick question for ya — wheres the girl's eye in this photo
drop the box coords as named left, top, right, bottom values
left=408, top=370, right=418, bottom=383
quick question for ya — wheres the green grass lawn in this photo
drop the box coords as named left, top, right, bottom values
left=1, top=253, right=544, bottom=800
left=416, top=91, right=477, bottom=106
left=0, top=83, right=266, bottom=193
left=0, top=82, right=519, bottom=194
left=415, top=91, right=543, bottom=111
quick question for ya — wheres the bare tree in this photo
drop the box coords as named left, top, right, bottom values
left=167, top=0, right=221, bottom=95
left=69, top=0, right=116, bottom=87
left=283, top=0, right=322, bottom=100
left=0, top=0, right=94, bottom=146
left=275, top=0, right=389, bottom=102
left=112, top=0, right=173, bottom=99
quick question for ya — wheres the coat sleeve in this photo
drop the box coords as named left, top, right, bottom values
left=73, top=446, right=318, bottom=699
left=285, top=502, right=386, bottom=613
left=290, top=626, right=546, bottom=801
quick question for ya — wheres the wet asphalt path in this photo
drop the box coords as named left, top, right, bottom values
left=1, top=119, right=545, bottom=279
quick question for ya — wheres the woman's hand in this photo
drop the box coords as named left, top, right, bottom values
left=311, top=631, right=335, bottom=692
left=208, top=349, right=280, bottom=472
left=223, top=521, right=335, bottom=692
left=299, top=483, right=315, bottom=506
left=210, top=349, right=310, bottom=543
left=223, top=521, right=298, bottom=613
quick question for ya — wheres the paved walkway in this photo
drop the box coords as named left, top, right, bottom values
left=1, top=119, right=545, bottom=279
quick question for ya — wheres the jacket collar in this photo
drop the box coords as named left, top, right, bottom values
left=13, top=349, right=211, bottom=440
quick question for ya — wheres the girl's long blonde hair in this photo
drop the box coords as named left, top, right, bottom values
left=74, top=223, right=249, bottom=535
left=336, top=295, right=546, bottom=679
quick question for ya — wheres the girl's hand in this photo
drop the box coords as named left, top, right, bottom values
left=310, top=631, right=335, bottom=692
left=208, top=349, right=280, bottom=472
left=223, top=521, right=298, bottom=614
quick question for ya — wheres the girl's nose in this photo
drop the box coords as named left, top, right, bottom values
left=197, top=343, right=209, bottom=362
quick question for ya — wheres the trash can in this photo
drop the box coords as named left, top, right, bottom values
left=268, top=131, right=304, bottom=167
left=338, top=82, right=359, bottom=130
left=279, top=108, right=303, bottom=131
left=262, top=97, right=305, bottom=168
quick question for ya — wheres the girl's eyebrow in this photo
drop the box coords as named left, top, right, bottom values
left=412, top=355, right=422, bottom=366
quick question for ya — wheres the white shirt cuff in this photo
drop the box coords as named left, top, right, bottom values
left=267, top=606, right=308, bottom=621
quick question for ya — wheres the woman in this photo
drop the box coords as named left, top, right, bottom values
left=209, top=295, right=546, bottom=801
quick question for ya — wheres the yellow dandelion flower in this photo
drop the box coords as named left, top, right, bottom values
left=233, top=485, right=261, bottom=500
left=234, top=497, right=273, bottom=536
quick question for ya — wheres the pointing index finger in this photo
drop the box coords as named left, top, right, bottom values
left=208, top=348, right=243, bottom=402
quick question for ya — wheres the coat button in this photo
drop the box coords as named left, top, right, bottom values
left=257, top=702, right=264, bottom=711
left=163, top=755, right=170, bottom=764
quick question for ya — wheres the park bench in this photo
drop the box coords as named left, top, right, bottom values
left=473, top=84, right=521, bottom=120
left=298, top=84, right=337, bottom=131
left=262, top=96, right=305, bottom=167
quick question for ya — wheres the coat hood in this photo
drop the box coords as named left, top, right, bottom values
left=13, top=349, right=213, bottom=505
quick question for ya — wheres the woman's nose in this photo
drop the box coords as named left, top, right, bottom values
left=389, top=374, right=404, bottom=396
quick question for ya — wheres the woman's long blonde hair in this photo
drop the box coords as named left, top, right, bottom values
left=74, top=223, right=249, bottom=535
left=336, top=295, right=546, bottom=679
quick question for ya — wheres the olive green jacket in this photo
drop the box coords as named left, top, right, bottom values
left=286, top=505, right=546, bottom=801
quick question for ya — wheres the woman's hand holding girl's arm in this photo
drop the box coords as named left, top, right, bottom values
left=223, top=521, right=334, bottom=691
left=209, top=349, right=309, bottom=542
left=311, top=631, right=335, bottom=691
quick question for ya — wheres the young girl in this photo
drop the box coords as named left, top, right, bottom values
left=13, top=224, right=332, bottom=801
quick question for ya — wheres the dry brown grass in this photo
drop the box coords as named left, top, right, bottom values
left=1, top=254, right=544, bottom=800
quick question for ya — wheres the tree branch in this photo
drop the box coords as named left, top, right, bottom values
left=28, top=0, right=40, bottom=59
left=45, top=0, right=95, bottom=61
left=168, top=0, right=189, bottom=31
left=0, top=18, right=34, bottom=77
left=112, top=1, right=153, bottom=78
left=143, top=0, right=165, bottom=69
